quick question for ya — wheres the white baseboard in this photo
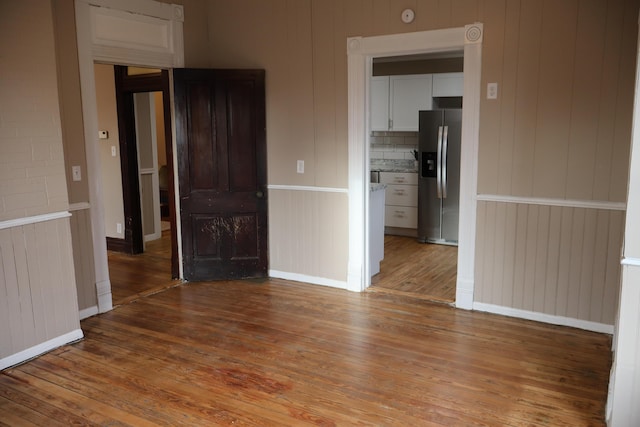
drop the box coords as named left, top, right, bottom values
left=79, top=305, right=99, bottom=320
left=269, top=270, right=348, bottom=290
left=0, top=329, right=84, bottom=371
left=97, top=286, right=113, bottom=313
left=473, top=302, right=614, bottom=334
left=455, top=287, right=473, bottom=310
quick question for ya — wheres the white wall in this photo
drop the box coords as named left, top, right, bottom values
left=607, top=14, right=640, bottom=423
left=0, top=0, right=82, bottom=369
left=94, top=64, right=125, bottom=239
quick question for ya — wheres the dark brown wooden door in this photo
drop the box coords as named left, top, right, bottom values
left=174, top=69, right=268, bottom=281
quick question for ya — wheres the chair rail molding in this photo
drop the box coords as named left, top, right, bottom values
left=477, top=194, right=626, bottom=211
left=268, top=185, right=348, bottom=193
left=0, top=211, right=71, bottom=230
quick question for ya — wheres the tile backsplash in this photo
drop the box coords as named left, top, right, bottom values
left=370, top=131, right=418, bottom=172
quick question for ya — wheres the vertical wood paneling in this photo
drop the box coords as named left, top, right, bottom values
left=522, top=205, right=538, bottom=311
left=474, top=0, right=637, bottom=200
left=69, top=208, right=97, bottom=311
left=592, top=0, right=625, bottom=201
left=474, top=201, right=487, bottom=302
left=203, top=0, right=638, bottom=326
left=477, top=0, right=506, bottom=194
left=475, top=201, right=624, bottom=325
left=532, top=0, right=577, bottom=198
left=566, top=208, right=585, bottom=319
left=609, top=0, right=639, bottom=202
left=482, top=201, right=496, bottom=303
left=415, top=0, right=441, bottom=31
left=578, top=210, right=597, bottom=320
left=367, top=0, right=389, bottom=34
left=510, top=0, right=542, bottom=196
left=450, top=0, right=480, bottom=28
left=501, top=203, right=517, bottom=307
left=589, top=210, right=610, bottom=323
left=0, top=218, right=80, bottom=359
left=603, top=211, right=624, bottom=323
left=496, top=0, right=520, bottom=195
left=511, top=203, right=528, bottom=308
left=332, top=0, right=348, bottom=188
left=491, top=199, right=507, bottom=304
left=532, top=205, right=550, bottom=313
left=556, top=207, right=574, bottom=317
left=269, top=190, right=348, bottom=282
left=543, top=207, right=562, bottom=315
left=312, top=0, right=339, bottom=188
left=12, top=226, right=37, bottom=348
left=1, top=229, right=24, bottom=354
left=565, top=0, right=606, bottom=199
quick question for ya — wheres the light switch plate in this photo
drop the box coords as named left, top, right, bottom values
left=72, top=165, right=81, bottom=182
left=297, top=160, right=304, bottom=174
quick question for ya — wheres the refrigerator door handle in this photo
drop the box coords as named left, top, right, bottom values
left=436, top=126, right=443, bottom=199
left=442, top=125, right=449, bottom=199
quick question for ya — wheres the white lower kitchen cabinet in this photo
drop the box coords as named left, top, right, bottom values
left=369, top=183, right=386, bottom=276
left=379, top=172, right=418, bottom=230
left=384, top=205, right=418, bottom=228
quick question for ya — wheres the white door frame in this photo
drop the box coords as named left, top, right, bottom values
left=346, top=25, right=483, bottom=309
left=75, top=0, right=184, bottom=313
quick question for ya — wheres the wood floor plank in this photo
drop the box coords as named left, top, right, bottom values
left=371, top=235, right=457, bottom=302
left=1, top=275, right=611, bottom=425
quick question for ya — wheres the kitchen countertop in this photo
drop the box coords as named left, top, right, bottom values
left=370, top=183, right=387, bottom=192
left=370, top=159, right=418, bottom=174
left=371, top=167, right=418, bottom=173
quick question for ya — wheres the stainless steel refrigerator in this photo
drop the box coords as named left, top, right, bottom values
left=417, top=109, right=462, bottom=245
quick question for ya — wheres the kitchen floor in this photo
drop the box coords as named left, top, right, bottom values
left=369, top=234, right=457, bottom=303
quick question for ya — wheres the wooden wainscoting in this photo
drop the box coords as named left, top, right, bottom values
left=0, top=278, right=611, bottom=426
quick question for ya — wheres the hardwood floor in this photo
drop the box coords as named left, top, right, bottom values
left=108, top=229, right=180, bottom=306
left=371, top=235, right=457, bottom=303
left=0, top=277, right=611, bottom=426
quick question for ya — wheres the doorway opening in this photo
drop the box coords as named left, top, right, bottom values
left=367, top=53, right=463, bottom=303
left=94, top=64, right=179, bottom=306
left=347, top=25, right=482, bottom=309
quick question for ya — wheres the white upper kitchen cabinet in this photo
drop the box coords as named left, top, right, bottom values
left=390, top=74, right=433, bottom=131
left=370, top=76, right=390, bottom=131
left=370, top=74, right=433, bottom=132
left=432, top=72, right=464, bottom=97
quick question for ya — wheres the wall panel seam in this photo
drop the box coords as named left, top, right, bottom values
left=0, top=212, right=71, bottom=231
left=477, top=194, right=625, bottom=210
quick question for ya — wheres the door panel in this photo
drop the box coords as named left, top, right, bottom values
left=174, top=69, right=268, bottom=281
